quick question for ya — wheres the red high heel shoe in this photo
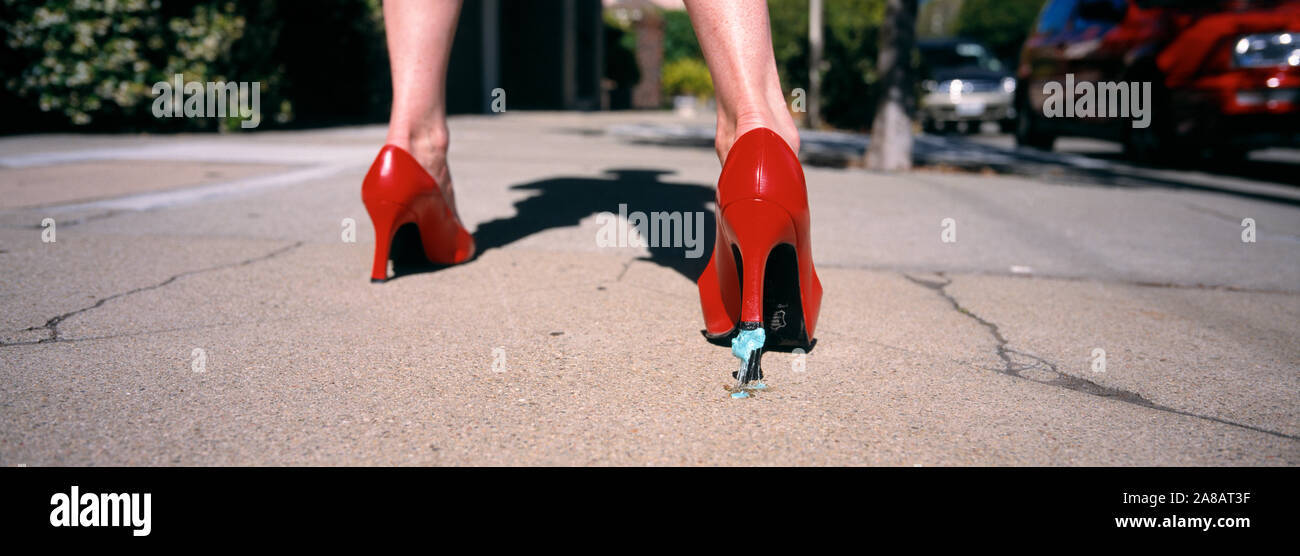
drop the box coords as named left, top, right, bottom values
left=361, top=145, right=475, bottom=282
left=697, top=128, right=822, bottom=384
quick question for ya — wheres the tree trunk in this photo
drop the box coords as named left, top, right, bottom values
left=865, top=0, right=918, bottom=171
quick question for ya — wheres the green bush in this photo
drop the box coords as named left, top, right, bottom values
left=0, top=0, right=387, bottom=132
left=2, top=0, right=249, bottom=129
left=661, top=57, right=713, bottom=99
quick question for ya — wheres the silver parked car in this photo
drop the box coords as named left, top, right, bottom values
left=919, top=39, right=1017, bottom=134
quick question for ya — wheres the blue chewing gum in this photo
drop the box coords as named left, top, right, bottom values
left=729, top=328, right=766, bottom=398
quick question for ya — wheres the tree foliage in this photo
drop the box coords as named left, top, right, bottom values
left=768, top=0, right=887, bottom=130
left=662, top=9, right=700, bottom=64
left=952, top=0, right=1046, bottom=62
left=917, top=0, right=964, bottom=38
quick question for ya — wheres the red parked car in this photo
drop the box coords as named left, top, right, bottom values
left=1015, top=0, right=1300, bottom=160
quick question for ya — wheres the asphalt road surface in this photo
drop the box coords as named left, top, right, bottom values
left=1, top=112, right=1296, bottom=465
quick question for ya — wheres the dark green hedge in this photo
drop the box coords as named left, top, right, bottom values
left=1, top=0, right=390, bottom=133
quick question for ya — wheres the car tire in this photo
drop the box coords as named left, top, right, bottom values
left=1014, top=95, right=1055, bottom=150
left=1122, top=65, right=1174, bottom=164
left=1123, top=97, right=1173, bottom=164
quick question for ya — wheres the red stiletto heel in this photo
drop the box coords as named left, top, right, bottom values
left=361, top=145, right=475, bottom=282
left=697, top=128, right=822, bottom=387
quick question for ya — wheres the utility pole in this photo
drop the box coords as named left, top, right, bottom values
left=808, top=0, right=824, bottom=129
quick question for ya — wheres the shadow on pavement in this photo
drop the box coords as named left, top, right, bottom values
left=1084, top=151, right=1300, bottom=189
left=389, top=168, right=717, bottom=282
left=607, top=123, right=1300, bottom=207
left=917, top=135, right=1300, bottom=209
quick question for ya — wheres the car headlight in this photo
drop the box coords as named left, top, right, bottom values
left=1001, top=77, right=1016, bottom=94
left=1233, top=32, right=1300, bottom=68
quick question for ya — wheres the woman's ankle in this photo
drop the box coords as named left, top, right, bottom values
left=386, top=125, right=452, bottom=187
left=714, top=98, right=799, bottom=163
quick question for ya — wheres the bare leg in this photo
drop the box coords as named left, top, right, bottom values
left=383, top=0, right=462, bottom=192
left=683, top=0, right=799, bottom=163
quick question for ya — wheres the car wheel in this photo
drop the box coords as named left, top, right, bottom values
left=1014, top=96, right=1055, bottom=150
left=1124, top=124, right=1163, bottom=163
left=1123, top=112, right=1177, bottom=164
left=1123, top=66, right=1174, bottom=164
left=999, top=118, right=1016, bottom=134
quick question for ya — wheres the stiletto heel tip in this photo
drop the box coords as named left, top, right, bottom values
left=729, top=326, right=766, bottom=396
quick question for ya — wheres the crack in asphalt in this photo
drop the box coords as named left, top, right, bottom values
left=21, top=310, right=350, bottom=346
left=821, top=262, right=1300, bottom=295
left=2, top=241, right=304, bottom=347
left=904, top=273, right=1298, bottom=441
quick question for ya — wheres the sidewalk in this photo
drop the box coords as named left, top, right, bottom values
left=0, top=111, right=1296, bottom=465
